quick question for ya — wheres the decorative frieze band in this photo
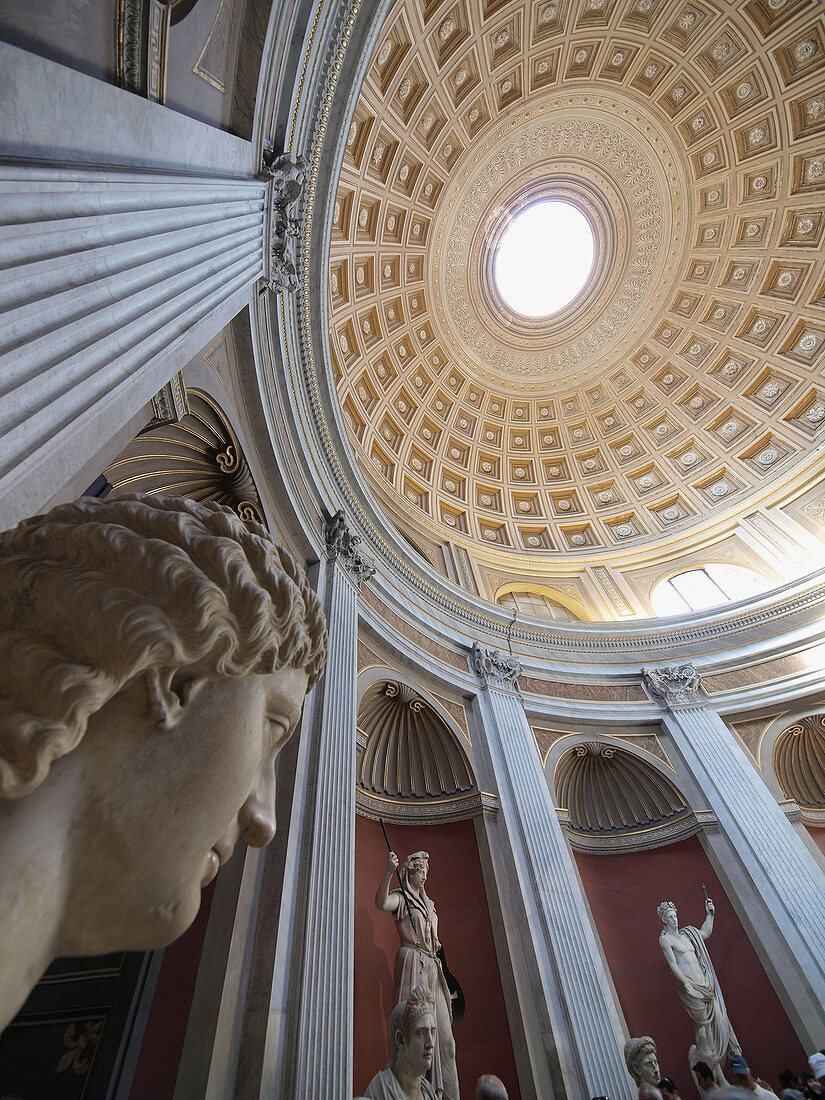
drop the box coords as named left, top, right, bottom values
left=471, top=642, right=522, bottom=691
left=642, top=663, right=704, bottom=707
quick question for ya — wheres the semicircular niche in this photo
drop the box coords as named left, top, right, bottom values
left=104, top=389, right=266, bottom=529
left=555, top=743, right=688, bottom=850
left=357, top=681, right=476, bottom=822
left=774, top=715, right=825, bottom=808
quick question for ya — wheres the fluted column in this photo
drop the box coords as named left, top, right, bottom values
left=285, top=514, right=374, bottom=1098
left=0, top=42, right=271, bottom=527
left=470, top=645, right=634, bottom=1100
left=644, top=665, right=825, bottom=1049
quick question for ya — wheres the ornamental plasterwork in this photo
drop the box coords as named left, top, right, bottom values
left=325, top=510, right=376, bottom=583
left=434, top=101, right=677, bottom=383
left=471, top=642, right=522, bottom=690
left=643, top=664, right=704, bottom=707
left=327, top=0, right=825, bottom=572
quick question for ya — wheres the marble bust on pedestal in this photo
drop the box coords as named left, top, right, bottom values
left=624, top=1036, right=661, bottom=1089
left=365, top=986, right=439, bottom=1100
left=0, top=494, right=327, bottom=1033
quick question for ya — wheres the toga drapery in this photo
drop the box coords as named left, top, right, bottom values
left=679, top=925, right=741, bottom=1063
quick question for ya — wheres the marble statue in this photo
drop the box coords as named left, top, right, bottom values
left=376, top=850, right=460, bottom=1099
left=657, top=898, right=740, bottom=1081
left=365, top=985, right=439, bottom=1100
left=624, top=1036, right=661, bottom=1089
left=0, top=494, right=327, bottom=1034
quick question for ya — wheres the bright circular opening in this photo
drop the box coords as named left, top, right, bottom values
left=494, top=200, right=595, bottom=318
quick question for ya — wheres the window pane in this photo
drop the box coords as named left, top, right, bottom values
left=650, top=579, right=692, bottom=616
left=670, top=569, right=724, bottom=611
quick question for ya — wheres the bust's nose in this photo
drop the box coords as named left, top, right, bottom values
left=240, top=767, right=277, bottom=847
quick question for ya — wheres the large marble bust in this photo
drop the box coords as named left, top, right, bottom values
left=0, top=494, right=327, bottom=1032
left=365, top=986, right=439, bottom=1100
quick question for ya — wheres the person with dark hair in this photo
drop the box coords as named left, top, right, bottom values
left=694, top=1061, right=717, bottom=1096
left=802, top=1070, right=825, bottom=1098
left=658, top=1076, right=682, bottom=1099
left=778, top=1068, right=805, bottom=1099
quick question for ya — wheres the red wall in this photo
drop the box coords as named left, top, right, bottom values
left=575, top=837, right=805, bottom=1091
left=354, top=815, right=520, bottom=1098
left=807, top=825, right=825, bottom=858
left=129, top=880, right=215, bottom=1100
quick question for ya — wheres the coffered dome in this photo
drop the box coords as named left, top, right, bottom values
left=329, top=0, right=825, bottom=577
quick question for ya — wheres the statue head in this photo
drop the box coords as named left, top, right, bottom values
left=401, top=851, right=429, bottom=892
left=657, top=900, right=678, bottom=928
left=624, top=1036, right=660, bottom=1087
left=0, top=495, right=327, bottom=1021
left=389, top=985, right=436, bottom=1079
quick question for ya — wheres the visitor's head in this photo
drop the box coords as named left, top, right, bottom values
left=693, top=1062, right=715, bottom=1090
left=390, top=986, right=436, bottom=1077
left=658, top=1076, right=680, bottom=1099
left=729, top=1054, right=753, bottom=1089
left=476, top=1074, right=509, bottom=1099
left=0, top=494, right=327, bottom=950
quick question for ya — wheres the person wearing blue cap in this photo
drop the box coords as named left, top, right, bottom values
left=729, top=1054, right=779, bottom=1098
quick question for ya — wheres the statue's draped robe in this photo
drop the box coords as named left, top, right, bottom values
left=679, top=925, right=741, bottom=1064
left=390, top=889, right=458, bottom=1100
left=365, top=1066, right=438, bottom=1099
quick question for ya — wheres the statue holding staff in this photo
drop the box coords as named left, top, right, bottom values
left=376, top=849, right=460, bottom=1100
left=657, top=892, right=740, bottom=1083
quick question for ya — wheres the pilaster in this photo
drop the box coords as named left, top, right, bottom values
left=470, top=644, right=634, bottom=1100
left=267, top=513, right=374, bottom=1099
left=644, top=664, right=825, bottom=1050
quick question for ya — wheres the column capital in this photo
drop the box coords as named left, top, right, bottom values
left=325, top=510, right=376, bottom=585
left=471, top=642, right=522, bottom=692
left=642, top=663, right=704, bottom=708
left=262, top=151, right=307, bottom=294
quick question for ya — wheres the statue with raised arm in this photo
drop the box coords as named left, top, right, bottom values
left=657, top=897, right=740, bottom=1081
left=376, top=851, right=459, bottom=1100
left=0, top=494, right=327, bottom=1034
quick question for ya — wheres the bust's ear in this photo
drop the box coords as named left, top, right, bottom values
left=144, top=668, right=205, bottom=730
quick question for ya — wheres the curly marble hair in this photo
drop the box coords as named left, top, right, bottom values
left=657, top=900, right=676, bottom=922
left=0, top=494, right=327, bottom=798
left=390, top=986, right=436, bottom=1056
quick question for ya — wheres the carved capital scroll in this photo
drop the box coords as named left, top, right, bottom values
left=471, top=642, right=522, bottom=691
left=262, top=152, right=307, bottom=293
left=643, top=664, right=703, bottom=707
left=325, top=510, right=375, bottom=585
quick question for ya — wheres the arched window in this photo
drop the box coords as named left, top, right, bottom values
left=496, top=587, right=582, bottom=622
left=651, top=563, right=768, bottom=616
